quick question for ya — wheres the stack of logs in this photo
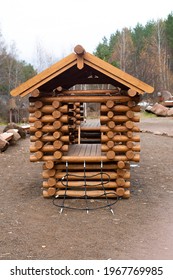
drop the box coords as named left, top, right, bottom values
left=28, top=88, right=141, bottom=199
left=99, top=90, right=140, bottom=198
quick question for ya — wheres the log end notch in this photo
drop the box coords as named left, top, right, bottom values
left=74, top=45, right=85, bottom=69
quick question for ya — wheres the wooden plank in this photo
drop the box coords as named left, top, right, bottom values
left=67, top=144, right=101, bottom=157
left=90, top=144, right=97, bottom=156
left=85, top=144, right=91, bottom=156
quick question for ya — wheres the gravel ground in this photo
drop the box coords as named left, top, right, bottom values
left=0, top=119, right=173, bottom=260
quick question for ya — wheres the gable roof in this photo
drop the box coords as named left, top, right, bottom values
left=10, top=45, right=154, bottom=97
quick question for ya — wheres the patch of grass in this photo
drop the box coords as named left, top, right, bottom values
left=140, top=111, right=157, bottom=119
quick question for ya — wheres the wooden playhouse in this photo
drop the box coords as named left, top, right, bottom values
left=10, top=45, right=154, bottom=200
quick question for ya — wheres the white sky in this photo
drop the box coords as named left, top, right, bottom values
left=0, top=0, right=173, bottom=65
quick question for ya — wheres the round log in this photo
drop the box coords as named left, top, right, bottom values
left=59, top=105, right=68, bottom=113
left=60, top=125, right=69, bottom=133
left=53, top=131, right=61, bottom=139
left=123, top=189, right=130, bottom=198
left=132, top=105, right=140, bottom=112
left=55, top=189, right=117, bottom=198
left=106, top=150, right=115, bottom=160
left=45, top=160, right=54, bottom=169
left=41, top=105, right=55, bottom=114
left=35, top=151, right=43, bottom=160
left=60, top=115, right=69, bottom=123
left=55, top=162, right=120, bottom=170
left=35, top=140, right=43, bottom=149
left=53, top=120, right=62, bottom=129
left=28, top=105, right=36, bottom=113
left=30, top=136, right=37, bottom=142
left=60, top=135, right=69, bottom=142
left=40, top=144, right=68, bottom=153
left=74, top=45, right=85, bottom=55
left=29, top=116, right=37, bottom=123
left=56, top=180, right=117, bottom=188
left=34, top=120, right=43, bottom=129
left=54, top=171, right=119, bottom=180
left=47, top=169, right=56, bottom=177
left=29, top=126, right=37, bottom=133
left=107, top=111, right=114, bottom=118
left=127, top=100, right=136, bottom=107
left=107, top=131, right=114, bottom=139
left=100, top=124, right=139, bottom=133
left=102, top=134, right=129, bottom=143
left=117, top=169, right=126, bottom=177
left=106, top=100, right=114, bottom=108
left=117, top=161, right=125, bottom=169
left=35, top=130, right=42, bottom=138
left=52, top=100, right=60, bottom=108
left=30, top=145, right=37, bottom=153
left=100, top=115, right=128, bottom=123
left=127, top=131, right=133, bottom=138
left=52, top=110, right=61, bottom=119
left=101, top=144, right=137, bottom=153
left=41, top=154, right=137, bottom=162
left=47, top=187, right=56, bottom=196
left=41, top=115, right=55, bottom=123
left=101, top=104, right=130, bottom=113
left=132, top=115, right=140, bottom=122
left=47, top=177, right=56, bottom=187
left=55, top=86, right=63, bottom=92
left=126, top=150, right=134, bottom=159
left=126, top=141, right=134, bottom=148
left=107, top=121, right=115, bottom=129
left=116, top=187, right=125, bottom=196
left=53, top=140, right=63, bottom=149
left=116, top=178, right=125, bottom=186
left=35, top=101, right=43, bottom=109
left=125, top=120, right=134, bottom=129
left=53, top=151, right=62, bottom=159
left=126, top=110, right=134, bottom=119
left=34, top=110, right=42, bottom=118
left=132, top=144, right=140, bottom=152
left=30, top=155, right=38, bottom=162
left=42, top=190, right=50, bottom=198
left=29, top=95, right=130, bottom=103
left=61, top=145, right=69, bottom=152
left=107, top=140, right=114, bottom=149
left=40, top=145, right=56, bottom=153
left=30, top=89, right=40, bottom=97
left=128, top=89, right=137, bottom=97
left=40, top=135, right=56, bottom=142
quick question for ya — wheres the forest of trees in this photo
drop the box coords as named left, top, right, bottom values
left=0, top=31, right=37, bottom=122
left=0, top=12, right=173, bottom=122
left=94, top=12, right=173, bottom=100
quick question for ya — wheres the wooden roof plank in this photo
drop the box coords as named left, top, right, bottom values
left=11, top=53, right=77, bottom=97
left=83, top=52, right=154, bottom=94
left=10, top=46, right=154, bottom=97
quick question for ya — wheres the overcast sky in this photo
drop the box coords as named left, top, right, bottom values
left=0, top=0, right=173, bottom=66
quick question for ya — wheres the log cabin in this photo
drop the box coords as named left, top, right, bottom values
left=10, top=45, right=154, bottom=200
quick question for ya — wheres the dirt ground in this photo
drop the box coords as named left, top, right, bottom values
left=0, top=117, right=173, bottom=260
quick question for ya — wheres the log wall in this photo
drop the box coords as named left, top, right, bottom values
left=28, top=89, right=141, bottom=200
